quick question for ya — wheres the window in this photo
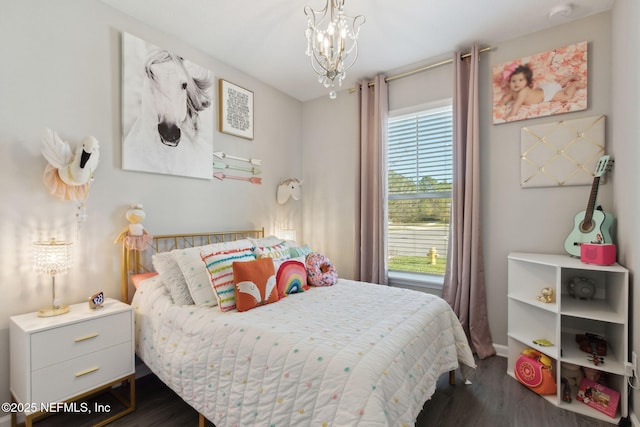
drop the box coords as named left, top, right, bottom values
left=387, top=101, right=453, bottom=287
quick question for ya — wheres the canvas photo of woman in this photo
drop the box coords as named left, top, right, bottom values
left=492, top=42, right=587, bottom=124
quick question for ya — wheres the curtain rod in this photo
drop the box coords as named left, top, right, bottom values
left=348, top=46, right=492, bottom=92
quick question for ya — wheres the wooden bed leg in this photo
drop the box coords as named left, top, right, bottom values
left=198, top=412, right=205, bottom=427
left=449, top=370, right=456, bottom=385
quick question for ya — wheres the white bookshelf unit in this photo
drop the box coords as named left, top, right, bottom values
left=507, top=252, right=629, bottom=424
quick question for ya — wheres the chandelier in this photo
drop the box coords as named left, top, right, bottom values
left=304, top=0, right=365, bottom=94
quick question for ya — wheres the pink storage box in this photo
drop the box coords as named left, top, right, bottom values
left=580, top=243, right=616, bottom=265
left=576, top=377, right=620, bottom=418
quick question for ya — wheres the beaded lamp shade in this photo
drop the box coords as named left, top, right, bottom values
left=33, top=238, right=73, bottom=317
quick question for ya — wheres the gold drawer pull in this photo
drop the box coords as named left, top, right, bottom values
left=75, top=367, right=99, bottom=377
left=74, top=333, right=99, bottom=342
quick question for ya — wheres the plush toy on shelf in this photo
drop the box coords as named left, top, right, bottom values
left=115, top=204, right=153, bottom=251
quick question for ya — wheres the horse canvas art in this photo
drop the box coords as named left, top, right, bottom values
left=122, top=32, right=214, bottom=179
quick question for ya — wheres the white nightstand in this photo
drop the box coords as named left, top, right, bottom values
left=10, top=298, right=135, bottom=427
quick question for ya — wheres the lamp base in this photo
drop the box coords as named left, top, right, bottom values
left=38, top=305, right=69, bottom=317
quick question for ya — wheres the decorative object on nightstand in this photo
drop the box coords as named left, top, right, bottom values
left=89, top=291, right=104, bottom=309
left=32, top=238, right=73, bottom=317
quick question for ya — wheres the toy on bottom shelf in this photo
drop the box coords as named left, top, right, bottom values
left=576, top=378, right=620, bottom=418
left=514, top=348, right=556, bottom=395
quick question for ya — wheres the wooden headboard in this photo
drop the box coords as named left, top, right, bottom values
left=120, top=228, right=265, bottom=304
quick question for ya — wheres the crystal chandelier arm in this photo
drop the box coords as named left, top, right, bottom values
left=304, top=0, right=365, bottom=90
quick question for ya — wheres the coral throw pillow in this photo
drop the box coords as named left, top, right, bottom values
left=233, top=258, right=278, bottom=312
left=276, top=260, right=308, bottom=298
left=131, top=271, right=158, bottom=289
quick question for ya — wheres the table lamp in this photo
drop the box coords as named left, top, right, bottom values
left=277, top=228, right=297, bottom=242
left=33, top=238, right=73, bottom=317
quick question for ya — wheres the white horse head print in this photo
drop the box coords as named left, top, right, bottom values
left=277, top=178, right=303, bottom=204
left=143, top=49, right=211, bottom=147
left=122, top=33, right=214, bottom=179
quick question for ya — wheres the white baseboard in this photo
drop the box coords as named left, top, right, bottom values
left=493, top=343, right=508, bottom=358
left=630, top=409, right=639, bottom=427
left=0, top=414, right=10, bottom=427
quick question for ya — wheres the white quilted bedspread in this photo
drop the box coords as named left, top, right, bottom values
left=133, top=276, right=475, bottom=427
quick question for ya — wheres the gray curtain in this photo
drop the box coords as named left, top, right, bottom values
left=355, top=75, right=388, bottom=285
left=443, top=45, right=496, bottom=359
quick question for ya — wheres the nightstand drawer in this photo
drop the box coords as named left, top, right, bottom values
left=31, top=311, right=132, bottom=370
left=31, top=341, right=133, bottom=404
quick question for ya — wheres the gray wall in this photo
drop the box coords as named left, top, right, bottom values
left=611, top=0, right=640, bottom=421
left=481, top=12, right=612, bottom=348
left=0, top=0, right=303, bottom=416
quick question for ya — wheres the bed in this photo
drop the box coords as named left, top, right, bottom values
left=122, top=229, right=476, bottom=426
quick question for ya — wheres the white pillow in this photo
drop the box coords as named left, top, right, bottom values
left=152, top=252, right=194, bottom=305
left=249, top=235, right=284, bottom=247
left=171, top=239, right=254, bottom=306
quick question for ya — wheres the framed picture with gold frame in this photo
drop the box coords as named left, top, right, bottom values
left=218, top=79, right=254, bottom=140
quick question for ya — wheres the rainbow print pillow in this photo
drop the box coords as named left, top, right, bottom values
left=275, top=259, right=308, bottom=298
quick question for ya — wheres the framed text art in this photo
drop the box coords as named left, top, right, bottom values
left=121, top=32, right=215, bottom=179
left=219, top=79, right=254, bottom=140
left=492, top=41, right=588, bottom=124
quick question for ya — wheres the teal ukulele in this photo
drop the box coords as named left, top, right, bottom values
left=564, top=155, right=614, bottom=257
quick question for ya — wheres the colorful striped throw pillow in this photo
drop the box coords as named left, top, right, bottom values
left=202, top=247, right=255, bottom=312
left=253, top=240, right=291, bottom=263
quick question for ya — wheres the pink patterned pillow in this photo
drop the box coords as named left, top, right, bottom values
left=305, top=253, right=338, bottom=287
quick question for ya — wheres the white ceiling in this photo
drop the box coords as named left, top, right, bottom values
left=101, top=0, right=615, bottom=102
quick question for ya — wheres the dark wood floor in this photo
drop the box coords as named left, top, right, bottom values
left=31, top=356, right=620, bottom=427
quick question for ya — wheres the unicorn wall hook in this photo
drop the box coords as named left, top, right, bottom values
left=277, top=178, right=303, bottom=204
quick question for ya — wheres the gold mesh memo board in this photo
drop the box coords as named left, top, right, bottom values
left=520, top=115, right=605, bottom=188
